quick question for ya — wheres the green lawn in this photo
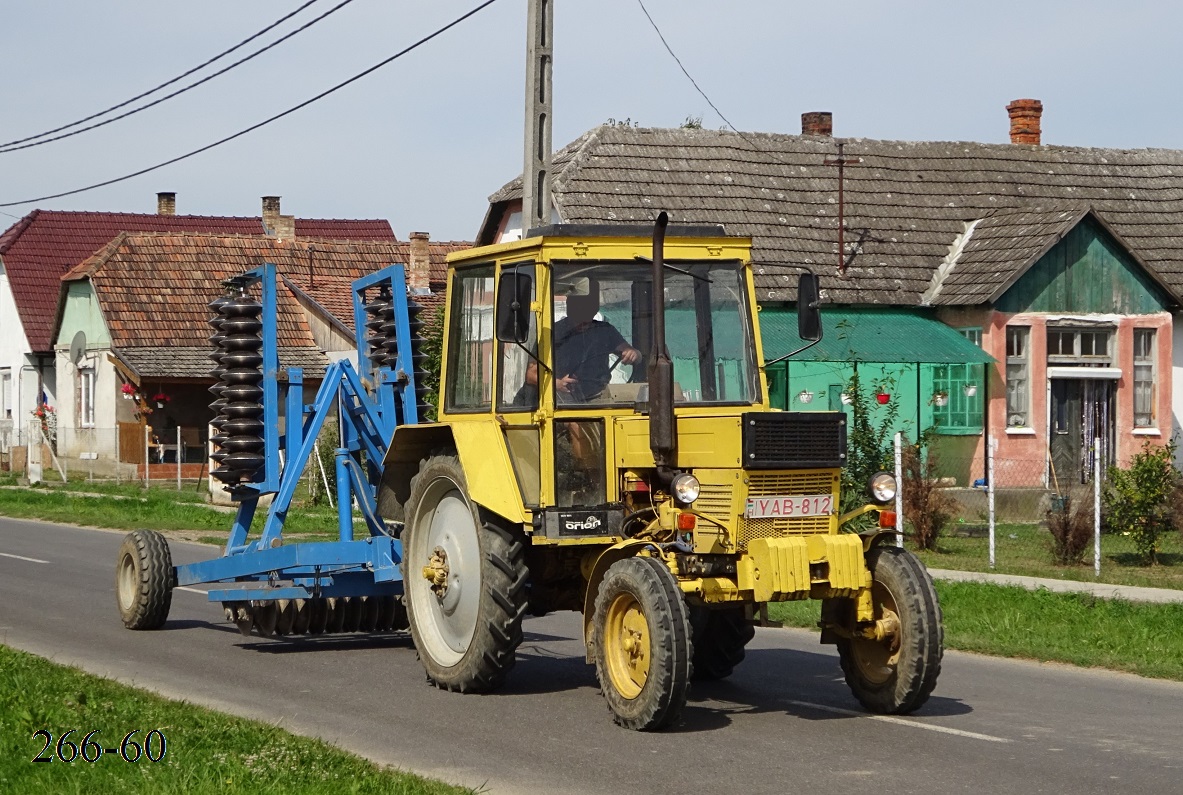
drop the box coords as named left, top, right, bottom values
left=0, top=480, right=346, bottom=543
left=0, top=645, right=471, bottom=795
left=766, top=579, right=1183, bottom=682
left=910, top=522, right=1183, bottom=590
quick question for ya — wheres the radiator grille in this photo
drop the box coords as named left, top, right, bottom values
left=742, top=411, right=846, bottom=469
left=697, top=472, right=838, bottom=550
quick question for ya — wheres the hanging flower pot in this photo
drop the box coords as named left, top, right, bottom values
left=156, top=401, right=165, bottom=408
left=123, top=392, right=132, bottom=400
left=963, top=384, right=978, bottom=397
left=933, top=394, right=948, bottom=407
left=121, top=383, right=136, bottom=400
left=876, top=392, right=891, bottom=404
left=840, top=392, right=853, bottom=405
left=797, top=390, right=814, bottom=404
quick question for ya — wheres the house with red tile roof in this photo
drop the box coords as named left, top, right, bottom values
left=52, top=231, right=467, bottom=474
left=0, top=194, right=395, bottom=451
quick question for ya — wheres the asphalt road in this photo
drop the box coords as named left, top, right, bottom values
left=3, top=516, right=1181, bottom=794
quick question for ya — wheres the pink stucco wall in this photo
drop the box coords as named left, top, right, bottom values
left=979, top=311, right=1173, bottom=487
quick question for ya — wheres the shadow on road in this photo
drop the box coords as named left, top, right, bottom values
left=673, top=647, right=971, bottom=733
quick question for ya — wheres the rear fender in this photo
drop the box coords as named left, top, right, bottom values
left=378, top=422, right=528, bottom=525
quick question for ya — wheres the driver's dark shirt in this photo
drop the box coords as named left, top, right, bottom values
left=553, top=317, right=627, bottom=401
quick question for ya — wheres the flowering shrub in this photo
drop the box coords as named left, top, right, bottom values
left=31, top=403, right=57, bottom=449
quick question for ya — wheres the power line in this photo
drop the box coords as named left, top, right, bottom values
left=633, top=0, right=745, bottom=138
left=0, top=0, right=326, bottom=150
left=634, top=0, right=817, bottom=161
left=0, top=0, right=358, bottom=154
left=0, top=0, right=502, bottom=208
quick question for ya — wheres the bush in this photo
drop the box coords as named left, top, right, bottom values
left=840, top=368, right=899, bottom=528
left=1102, top=440, right=1180, bottom=565
left=1046, top=493, right=1094, bottom=566
left=901, top=437, right=955, bottom=550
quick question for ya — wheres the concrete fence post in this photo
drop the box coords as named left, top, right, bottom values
left=987, top=435, right=996, bottom=569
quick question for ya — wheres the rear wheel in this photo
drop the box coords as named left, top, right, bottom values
left=689, top=605, right=755, bottom=680
left=403, top=454, right=528, bottom=692
left=115, top=530, right=173, bottom=630
left=837, top=546, right=943, bottom=714
left=593, top=556, right=692, bottom=730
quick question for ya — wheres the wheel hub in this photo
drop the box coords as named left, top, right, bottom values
left=605, top=594, right=650, bottom=699
left=422, top=547, right=450, bottom=598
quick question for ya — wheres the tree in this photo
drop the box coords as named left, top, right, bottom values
left=841, top=368, right=899, bottom=527
left=1102, top=440, right=1180, bottom=565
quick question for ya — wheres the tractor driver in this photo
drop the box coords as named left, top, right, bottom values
left=523, top=278, right=641, bottom=403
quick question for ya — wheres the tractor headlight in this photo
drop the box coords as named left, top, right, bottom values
left=670, top=473, right=701, bottom=504
left=869, top=471, right=897, bottom=504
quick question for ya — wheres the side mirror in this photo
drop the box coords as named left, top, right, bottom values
left=797, top=273, right=821, bottom=342
left=496, top=269, right=533, bottom=343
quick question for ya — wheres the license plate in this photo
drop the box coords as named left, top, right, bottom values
left=744, top=494, right=833, bottom=518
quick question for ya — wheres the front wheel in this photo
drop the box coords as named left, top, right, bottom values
left=837, top=546, right=943, bottom=714
left=115, top=530, right=174, bottom=630
left=402, top=454, right=528, bottom=693
left=592, top=556, right=692, bottom=730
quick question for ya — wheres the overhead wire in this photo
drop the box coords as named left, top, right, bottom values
left=0, top=0, right=360, bottom=154
left=0, top=0, right=501, bottom=208
left=0, top=0, right=326, bottom=150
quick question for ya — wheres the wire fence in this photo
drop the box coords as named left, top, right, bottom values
left=4, top=422, right=339, bottom=504
left=894, top=433, right=1183, bottom=578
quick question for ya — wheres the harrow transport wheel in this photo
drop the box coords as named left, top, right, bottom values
left=837, top=546, right=943, bottom=714
left=403, top=454, right=528, bottom=693
left=689, top=605, right=755, bottom=681
left=115, top=530, right=174, bottom=630
left=592, top=556, right=692, bottom=731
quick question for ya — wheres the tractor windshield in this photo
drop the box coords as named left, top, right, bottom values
left=548, top=260, right=760, bottom=407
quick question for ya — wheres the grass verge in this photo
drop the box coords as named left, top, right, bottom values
left=0, top=481, right=344, bottom=542
left=766, top=580, right=1183, bottom=682
left=0, top=645, right=471, bottom=795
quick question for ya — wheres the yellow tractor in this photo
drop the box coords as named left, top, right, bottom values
left=379, top=213, right=942, bottom=729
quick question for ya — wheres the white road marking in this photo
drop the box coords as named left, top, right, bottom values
left=0, top=552, right=49, bottom=563
left=788, top=700, right=1011, bottom=743
left=175, top=586, right=210, bottom=595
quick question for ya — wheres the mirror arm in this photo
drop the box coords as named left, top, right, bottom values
left=517, top=339, right=551, bottom=373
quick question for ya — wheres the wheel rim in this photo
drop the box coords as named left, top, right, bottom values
left=850, top=578, right=902, bottom=686
left=409, top=477, right=481, bottom=667
left=117, top=552, right=137, bottom=611
left=603, top=590, right=650, bottom=700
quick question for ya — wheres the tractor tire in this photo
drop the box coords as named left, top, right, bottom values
left=402, top=454, right=528, bottom=693
left=837, top=545, right=943, bottom=714
left=592, top=556, right=692, bottom=730
left=689, top=605, right=755, bottom=681
left=115, top=530, right=174, bottom=630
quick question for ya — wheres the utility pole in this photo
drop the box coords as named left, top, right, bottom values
left=823, top=141, right=860, bottom=276
left=522, top=0, right=553, bottom=235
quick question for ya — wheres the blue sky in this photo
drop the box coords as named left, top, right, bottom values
left=1, top=0, right=1177, bottom=241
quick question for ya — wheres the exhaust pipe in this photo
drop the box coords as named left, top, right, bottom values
left=648, top=212, right=677, bottom=487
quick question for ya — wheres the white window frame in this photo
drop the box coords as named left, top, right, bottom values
left=1005, top=326, right=1030, bottom=428
left=79, top=366, right=96, bottom=428
left=1133, top=329, right=1156, bottom=428
left=0, top=368, right=11, bottom=420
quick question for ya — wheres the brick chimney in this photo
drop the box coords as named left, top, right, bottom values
left=801, top=111, right=833, bottom=137
left=156, top=192, right=176, bottom=215
left=261, top=196, right=296, bottom=240
left=408, top=232, right=432, bottom=293
left=1007, top=99, right=1043, bottom=145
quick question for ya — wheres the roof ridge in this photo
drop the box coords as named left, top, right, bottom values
left=0, top=210, right=39, bottom=255
left=922, top=219, right=984, bottom=305
left=63, top=232, right=130, bottom=282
